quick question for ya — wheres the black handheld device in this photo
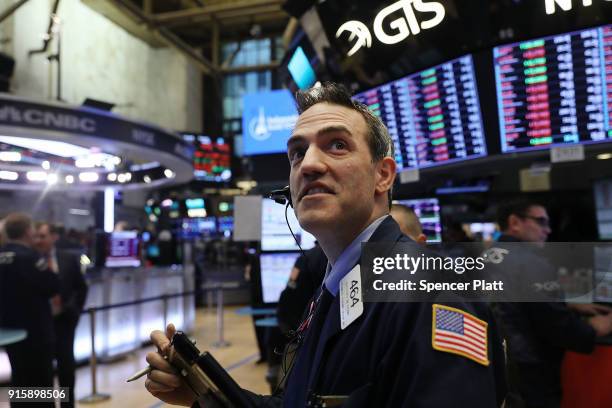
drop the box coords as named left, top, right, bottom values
left=169, top=331, right=256, bottom=408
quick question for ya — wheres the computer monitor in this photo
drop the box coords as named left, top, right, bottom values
left=393, top=198, right=442, bottom=243
left=260, top=252, right=301, bottom=304
left=105, top=231, right=141, bottom=268
left=463, top=222, right=498, bottom=242
left=494, top=24, right=612, bottom=153
left=261, top=198, right=316, bottom=251
left=178, top=217, right=217, bottom=239
left=353, top=54, right=487, bottom=170
left=217, top=216, right=234, bottom=238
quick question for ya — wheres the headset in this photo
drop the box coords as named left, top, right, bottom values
left=267, top=185, right=293, bottom=208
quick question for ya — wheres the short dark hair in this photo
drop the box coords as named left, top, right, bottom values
left=295, top=82, right=394, bottom=162
left=295, top=82, right=395, bottom=206
left=35, top=221, right=60, bottom=235
left=3, top=213, right=33, bottom=240
left=497, top=199, right=545, bottom=231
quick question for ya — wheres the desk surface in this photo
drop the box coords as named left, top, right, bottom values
left=0, top=329, right=27, bottom=346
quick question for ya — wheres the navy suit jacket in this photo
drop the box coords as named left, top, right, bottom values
left=201, top=217, right=507, bottom=407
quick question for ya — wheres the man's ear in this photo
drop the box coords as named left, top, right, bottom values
left=417, top=233, right=427, bottom=245
left=375, top=157, right=396, bottom=196
left=508, top=214, right=521, bottom=231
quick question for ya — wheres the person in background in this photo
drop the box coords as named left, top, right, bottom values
left=0, top=213, right=59, bottom=407
left=390, top=203, right=427, bottom=244
left=34, top=222, right=88, bottom=408
left=493, top=199, right=612, bottom=407
left=54, top=225, right=84, bottom=252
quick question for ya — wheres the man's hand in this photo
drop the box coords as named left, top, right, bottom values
left=569, top=303, right=612, bottom=316
left=145, top=324, right=198, bottom=407
left=588, top=314, right=612, bottom=337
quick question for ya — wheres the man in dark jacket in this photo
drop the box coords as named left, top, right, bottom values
left=144, top=83, right=507, bottom=407
left=494, top=199, right=612, bottom=408
left=34, top=222, right=88, bottom=408
left=0, top=213, right=59, bottom=407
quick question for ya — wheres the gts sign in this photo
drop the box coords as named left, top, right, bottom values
left=335, top=0, right=445, bottom=56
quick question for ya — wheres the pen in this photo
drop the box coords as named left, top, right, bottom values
left=126, top=365, right=153, bottom=382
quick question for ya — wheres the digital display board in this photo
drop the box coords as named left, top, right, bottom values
left=394, top=198, right=442, bottom=243
left=288, top=46, right=317, bottom=90
left=181, top=134, right=231, bottom=182
left=494, top=24, right=612, bottom=153
left=594, top=179, right=612, bottom=240
left=105, top=231, right=141, bottom=267
left=178, top=217, right=217, bottom=239
left=260, top=252, right=300, bottom=304
left=242, top=90, right=299, bottom=155
left=353, top=55, right=486, bottom=170
left=261, top=198, right=316, bottom=251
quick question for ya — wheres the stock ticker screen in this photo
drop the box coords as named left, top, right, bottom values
left=181, top=133, right=232, bottom=182
left=394, top=198, right=442, bottom=243
left=494, top=24, right=612, bottom=153
left=353, top=55, right=487, bottom=170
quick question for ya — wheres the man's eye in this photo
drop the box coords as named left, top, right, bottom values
left=289, top=149, right=305, bottom=162
left=330, top=140, right=347, bottom=151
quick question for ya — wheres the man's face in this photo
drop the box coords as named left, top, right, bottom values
left=509, top=205, right=551, bottom=243
left=34, top=224, right=57, bottom=254
left=287, top=103, right=384, bottom=237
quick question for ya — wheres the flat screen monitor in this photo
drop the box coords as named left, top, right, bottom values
left=353, top=55, right=487, bottom=170
left=288, top=46, right=317, bottom=90
left=217, top=216, right=234, bottom=238
left=242, top=90, right=299, bottom=156
left=463, top=222, right=498, bottom=242
left=494, top=24, right=612, bottom=153
left=260, top=252, right=301, bottom=304
left=393, top=198, right=442, bottom=243
left=105, top=231, right=141, bottom=267
left=181, top=133, right=232, bottom=182
left=261, top=198, right=316, bottom=251
left=594, top=179, right=612, bottom=240
left=179, top=217, right=217, bottom=239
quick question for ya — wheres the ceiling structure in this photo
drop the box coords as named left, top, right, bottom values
left=81, top=0, right=292, bottom=76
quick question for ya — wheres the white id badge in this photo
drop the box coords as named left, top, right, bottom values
left=339, top=264, right=364, bottom=330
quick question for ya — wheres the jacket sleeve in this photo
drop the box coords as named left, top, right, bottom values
left=20, top=252, right=60, bottom=297
left=527, top=302, right=596, bottom=353
left=371, top=302, right=505, bottom=408
left=70, top=253, right=89, bottom=313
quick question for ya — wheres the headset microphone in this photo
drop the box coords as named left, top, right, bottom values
left=267, top=185, right=292, bottom=208
left=266, top=185, right=305, bottom=258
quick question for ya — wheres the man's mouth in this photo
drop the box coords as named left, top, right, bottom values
left=300, top=184, right=334, bottom=200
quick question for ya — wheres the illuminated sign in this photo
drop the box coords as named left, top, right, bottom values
left=335, top=0, right=446, bottom=56
left=545, top=0, right=610, bottom=15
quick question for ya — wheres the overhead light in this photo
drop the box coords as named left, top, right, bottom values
left=164, top=169, right=175, bottom=178
left=0, top=151, right=21, bottom=162
left=143, top=175, right=152, bottom=184
left=107, top=173, right=117, bottom=181
left=41, top=160, right=50, bottom=170
left=0, top=170, right=18, bottom=181
left=79, top=172, right=99, bottom=182
left=161, top=198, right=173, bottom=207
left=146, top=198, right=155, bottom=206
left=125, top=172, right=132, bottom=182
left=597, top=153, right=612, bottom=160
left=65, top=175, right=75, bottom=184
left=75, top=157, right=95, bottom=168
left=0, top=136, right=91, bottom=158
left=26, top=171, right=47, bottom=181
left=46, top=173, right=58, bottom=185
left=117, top=173, right=127, bottom=183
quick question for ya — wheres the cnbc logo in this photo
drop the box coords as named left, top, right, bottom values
left=335, top=0, right=446, bottom=56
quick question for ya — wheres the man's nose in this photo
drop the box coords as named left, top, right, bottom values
left=299, top=145, right=327, bottom=177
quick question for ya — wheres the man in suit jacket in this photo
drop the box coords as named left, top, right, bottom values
left=35, top=222, right=88, bottom=408
left=1, top=213, right=59, bottom=407
left=144, top=83, right=507, bottom=407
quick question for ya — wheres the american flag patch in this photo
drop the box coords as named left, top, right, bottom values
left=432, top=304, right=489, bottom=366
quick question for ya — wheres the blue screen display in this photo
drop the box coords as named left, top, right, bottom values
left=288, top=46, right=316, bottom=90
left=242, top=90, right=299, bottom=155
